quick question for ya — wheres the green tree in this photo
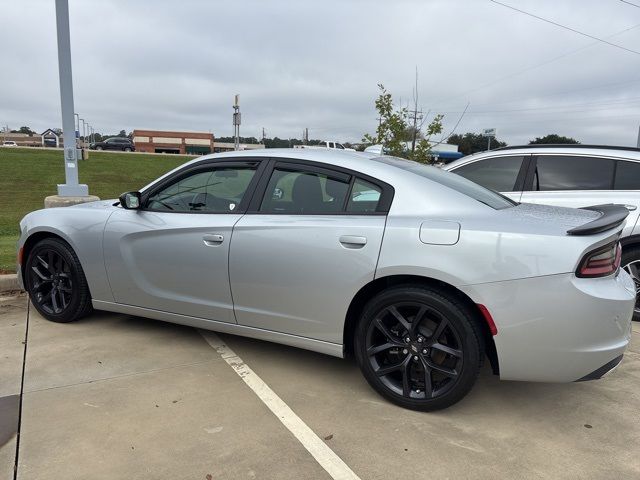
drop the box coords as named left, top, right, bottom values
left=529, top=134, right=579, bottom=144
left=10, top=126, right=35, bottom=135
left=447, top=132, right=507, bottom=156
left=363, top=84, right=443, bottom=163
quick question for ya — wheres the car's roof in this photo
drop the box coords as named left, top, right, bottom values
left=444, top=144, right=640, bottom=170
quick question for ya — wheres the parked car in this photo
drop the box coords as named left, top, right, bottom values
left=17, top=149, right=634, bottom=411
left=443, top=144, right=640, bottom=320
left=1, top=141, right=18, bottom=147
left=294, top=141, right=355, bottom=151
left=90, top=137, right=135, bottom=151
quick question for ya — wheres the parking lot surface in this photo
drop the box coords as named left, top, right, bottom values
left=1, top=293, right=639, bottom=479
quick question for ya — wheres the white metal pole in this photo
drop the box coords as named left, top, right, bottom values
left=55, top=0, right=88, bottom=196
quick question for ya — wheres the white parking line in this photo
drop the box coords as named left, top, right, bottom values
left=200, top=330, right=361, bottom=480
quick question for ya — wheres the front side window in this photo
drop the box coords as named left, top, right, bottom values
left=260, top=167, right=350, bottom=214
left=452, top=155, right=524, bottom=192
left=533, top=155, right=614, bottom=191
left=147, top=166, right=256, bottom=212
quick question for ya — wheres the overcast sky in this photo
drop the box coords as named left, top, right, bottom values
left=2, top=0, right=640, bottom=145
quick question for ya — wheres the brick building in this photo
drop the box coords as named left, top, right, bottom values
left=132, top=129, right=214, bottom=155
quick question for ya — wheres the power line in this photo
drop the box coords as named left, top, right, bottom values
left=430, top=21, right=640, bottom=109
left=489, top=0, right=640, bottom=56
left=620, top=0, right=640, bottom=9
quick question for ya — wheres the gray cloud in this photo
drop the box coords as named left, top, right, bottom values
left=2, top=0, right=639, bottom=145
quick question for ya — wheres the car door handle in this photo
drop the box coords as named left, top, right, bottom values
left=624, top=204, right=637, bottom=211
left=339, top=235, right=367, bottom=248
left=203, top=234, right=224, bottom=246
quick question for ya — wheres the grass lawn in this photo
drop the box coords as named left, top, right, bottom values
left=0, top=147, right=194, bottom=273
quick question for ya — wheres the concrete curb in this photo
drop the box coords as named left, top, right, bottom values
left=0, top=274, right=21, bottom=293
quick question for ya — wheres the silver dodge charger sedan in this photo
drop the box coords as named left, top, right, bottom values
left=17, top=149, right=635, bottom=410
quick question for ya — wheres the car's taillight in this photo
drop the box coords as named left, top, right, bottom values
left=576, top=241, right=621, bottom=278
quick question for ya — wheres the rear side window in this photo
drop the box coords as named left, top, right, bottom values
left=532, top=155, right=614, bottom=191
left=260, top=167, right=350, bottom=214
left=347, top=179, right=382, bottom=213
left=452, top=156, right=524, bottom=192
left=614, top=161, right=640, bottom=190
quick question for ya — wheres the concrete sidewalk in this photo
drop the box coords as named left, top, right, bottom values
left=1, top=296, right=639, bottom=479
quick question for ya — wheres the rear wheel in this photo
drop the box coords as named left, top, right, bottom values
left=124, top=147, right=132, bottom=152
left=95, top=146, right=103, bottom=150
left=355, top=285, right=484, bottom=411
left=25, top=238, right=92, bottom=323
left=621, top=247, right=640, bottom=322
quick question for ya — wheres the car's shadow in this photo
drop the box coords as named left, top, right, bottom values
left=78, top=310, right=637, bottom=417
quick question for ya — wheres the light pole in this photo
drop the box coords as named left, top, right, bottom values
left=80, top=118, right=86, bottom=147
left=233, top=94, right=241, bottom=151
left=74, top=112, right=80, bottom=148
left=54, top=0, right=88, bottom=197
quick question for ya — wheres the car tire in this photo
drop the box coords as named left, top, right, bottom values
left=621, top=247, right=640, bottom=322
left=124, top=147, right=131, bottom=152
left=96, top=146, right=103, bottom=150
left=355, top=285, right=484, bottom=411
left=25, top=238, right=93, bottom=323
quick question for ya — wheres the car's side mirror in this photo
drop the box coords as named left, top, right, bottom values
left=119, top=191, right=142, bottom=210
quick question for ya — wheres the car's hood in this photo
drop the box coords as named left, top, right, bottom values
left=67, top=199, right=118, bottom=209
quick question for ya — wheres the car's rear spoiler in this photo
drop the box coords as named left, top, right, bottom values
left=567, top=204, right=629, bottom=236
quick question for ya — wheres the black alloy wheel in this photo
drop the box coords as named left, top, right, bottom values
left=25, top=238, right=92, bottom=323
left=355, top=285, right=483, bottom=411
left=621, top=247, right=640, bottom=322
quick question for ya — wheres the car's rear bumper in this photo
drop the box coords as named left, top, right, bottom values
left=576, top=354, right=623, bottom=381
left=460, top=270, right=634, bottom=383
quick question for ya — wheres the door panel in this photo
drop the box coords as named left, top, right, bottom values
left=104, top=210, right=240, bottom=322
left=229, top=215, right=385, bottom=343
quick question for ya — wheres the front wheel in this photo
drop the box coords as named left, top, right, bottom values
left=95, top=146, right=103, bottom=150
left=355, top=285, right=484, bottom=411
left=621, top=247, right=640, bottom=322
left=124, top=147, right=132, bottom=152
left=25, top=238, right=93, bottom=323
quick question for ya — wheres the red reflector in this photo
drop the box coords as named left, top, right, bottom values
left=17, top=247, right=23, bottom=266
left=477, top=304, right=498, bottom=336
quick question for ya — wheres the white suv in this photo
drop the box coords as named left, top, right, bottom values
left=444, top=145, right=640, bottom=320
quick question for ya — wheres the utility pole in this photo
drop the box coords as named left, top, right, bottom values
left=637, top=125, right=640, bottom=148
left=54, top=0, right=88, bottom=197
left=409, top=67, right=423, bottom=153
left=262, top=127, right=266, bottom=144
left=233, top=94, right=241, bottom=151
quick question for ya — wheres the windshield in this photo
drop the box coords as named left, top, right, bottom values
left=373, top=156, right=516, bottom=210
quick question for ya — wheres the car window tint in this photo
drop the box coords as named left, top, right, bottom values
left=147, top=166, right=256, bottom=212
left=347, top=179, right=382, bottom=213
left=614, top=161, right=640, bottom=190
left=452, top=156, right=524, bottom=192
left=260, top=167, right=350, bottom=214
left=533, top=155, right=614, bottom=191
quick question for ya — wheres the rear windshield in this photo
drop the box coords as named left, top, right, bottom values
left=373, top=156, right=516, bottom=210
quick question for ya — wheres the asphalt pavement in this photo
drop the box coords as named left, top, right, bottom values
left=1, top=293, right=638, bottom=479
